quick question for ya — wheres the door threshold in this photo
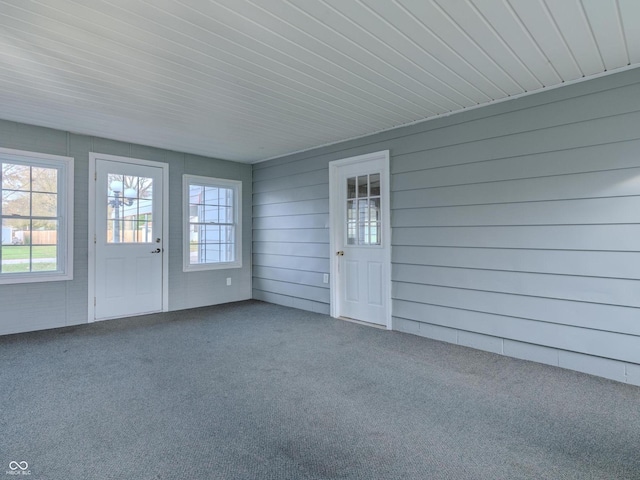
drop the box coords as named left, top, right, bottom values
left=337, top=316, right=387, bottom=330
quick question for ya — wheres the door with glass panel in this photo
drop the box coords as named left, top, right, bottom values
left=94, top=159, right=163, bottom=320
left=335, top=156, right=388, bottom=326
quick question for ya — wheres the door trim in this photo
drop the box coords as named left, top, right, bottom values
left=329, top=150, right=392, bottom=330
left=87, top=152, right=169, bottom=322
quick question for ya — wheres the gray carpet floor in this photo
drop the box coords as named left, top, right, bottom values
left=1, top=300, right=639, bottom=479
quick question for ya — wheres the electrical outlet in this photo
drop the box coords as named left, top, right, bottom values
left=323, top=273, right=329, bottom=284
left=226, top=277, right=231, bottom=286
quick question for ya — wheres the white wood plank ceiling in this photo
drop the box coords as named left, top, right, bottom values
left=0, top=0, right=638, bottom=163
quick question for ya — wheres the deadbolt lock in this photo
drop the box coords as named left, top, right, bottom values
left=336, top=251, right=344, bottom=256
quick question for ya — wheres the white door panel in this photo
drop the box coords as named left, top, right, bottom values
left=330, top=151, right=391, bottom=327
left=94, top=159, right=163, bottom=320
left=368, top=262, right=383, bottom=306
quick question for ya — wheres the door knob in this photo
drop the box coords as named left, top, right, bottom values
left=151, top=248, right=161, bottom=253
left=336, top=251, right=344, bottom=256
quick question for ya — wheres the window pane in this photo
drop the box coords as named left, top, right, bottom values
left=124, top=175, right=138, bottom=198
left=221, top=225, right=235, bottom=244
left=32, top=246, right=57, bottom=271
left=368, top=198, right=380, bottom=222
left=1, top=246, right=30, bottom=273
left=189, top=242, right=199, bottom=264
left=122, top=219, right=138, bottom=243
left=347, top=177, right=356, bottom=199
left=107, top=195, right=123, bottom=243
left=32, top=192, right=57, bottom=217
left=202, top=204, right=219, bottom=223
left=204, top=244, right=220, bottom=263
left=31, top=220, right=57, bottom=245
left=358, top=222, right=366, bottom=244
left=358, top=199, right=368, bottom=222
left=347, top=222, right=356, bottom=245
left=2, top=218, right=29, bottom=245
left=344, top=172, right=382, bottom=248
left=108, top=174, right=124, bottom=195
left=0, top=153, right=72, bottom=282
left=370, top=222, right=381, bottom=245
left=189, top=185, right=203, bottom=204
left=107, top=220, right=125, bottom=243
left=32, top=167, right=57, bottom=193
left=2, top=163, right=30, bottom=191
left=203, top=225, right=220, bottom=243
left=370, top=174, right=380, bottom=196
left=222, top=243, right=234, bottom=262
left=204, top=186, right=219, bottom=205
left=139, top=178, right=152, bottom=200
left=107, top=174, right=151, bottom=243
left=2, top=190, right=30, bottom=216
left=357, top=176, right=368, bottom=197
left=222, top=188, right=233, bottom=207
left=185, top=177, right=240, bottom=268
left=189, top=223, right=200, bottom=243
left=219, top=206, right=233, bottom=224
left=347, top=200, right=356, bottom=222
left=138, top=219, right=153, bottom=243
left=189, top=205, right=199, bottom=223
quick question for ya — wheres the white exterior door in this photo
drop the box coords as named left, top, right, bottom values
left=94, top=158, right=164, bottom=320
left=330, top=151, right=391, bottom=328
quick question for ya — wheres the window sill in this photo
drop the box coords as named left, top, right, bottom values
left=183, top=261, right=242, bottom=273
left=0, top=272, right=73, bottom=285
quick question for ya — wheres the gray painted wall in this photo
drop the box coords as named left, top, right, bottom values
left=253, top=67, right=640, bottom=386
left=0, top=121, right=252, bottom=335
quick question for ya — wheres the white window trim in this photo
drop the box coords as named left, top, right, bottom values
left=0, top=147, right=74, bottom=284
left=183, top=174, right=242, bottom=272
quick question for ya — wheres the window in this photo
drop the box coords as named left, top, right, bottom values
left=346, top=173, right=381, bottom=246
left=0, top=148, right=74, bottom=284
left=183, top=175, right=241, bottom=271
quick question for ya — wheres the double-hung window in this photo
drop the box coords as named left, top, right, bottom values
left=183, top=175, right=242, bottom=271
left=0, top=148, right=74, bottom=284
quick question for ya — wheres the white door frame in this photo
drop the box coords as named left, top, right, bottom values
left=329, top=150, right=392, bottom=330
left=88, top=152, right=170, bottom=322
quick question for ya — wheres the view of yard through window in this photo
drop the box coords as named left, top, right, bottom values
left=183, top=174, right=242, bottom=271
left=1, top=161, right=59, bottom=274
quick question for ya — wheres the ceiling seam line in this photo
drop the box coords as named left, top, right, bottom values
left=431, top=0, right=519, bottom=96
left=465, top=0, right=544, bottom=88
left=503, top=0, right=563, bottom=83
left=540, top=0, right=584, bottom=78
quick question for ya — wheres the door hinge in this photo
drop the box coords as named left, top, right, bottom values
left=94, top=297, right=96, bottom=306
left=94, top=172, right=97, bottom=181
left=94, top=234, right=96, bottom=244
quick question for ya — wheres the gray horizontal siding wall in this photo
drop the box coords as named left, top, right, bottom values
left=253, top=67, right=640, bottom=386
left=0, top=121, right=252, bottom=335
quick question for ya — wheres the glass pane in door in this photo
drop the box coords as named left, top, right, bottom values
left=107, top=173, right=153, bottom=243
left=345, top=173, right=382, bottom=246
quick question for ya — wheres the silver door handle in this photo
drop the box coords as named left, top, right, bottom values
left=151, top=248, right=161, bottom=253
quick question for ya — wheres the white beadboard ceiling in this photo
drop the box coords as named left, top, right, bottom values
left=0, top=0, right=638, bottom=163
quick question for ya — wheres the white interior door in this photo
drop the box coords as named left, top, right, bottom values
left=330, top=152, right=391, bottom=328
left=94, top=159, right=164, bottom=320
